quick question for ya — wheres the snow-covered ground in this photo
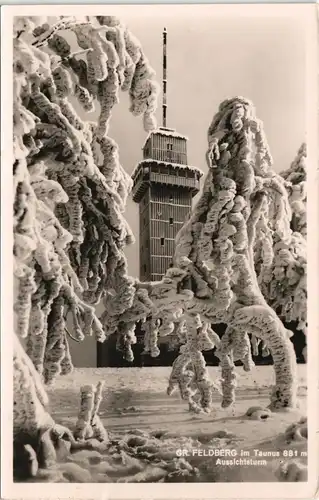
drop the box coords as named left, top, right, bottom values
left=36, top=365, right=307, bottom=483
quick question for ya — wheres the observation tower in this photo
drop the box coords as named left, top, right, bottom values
left=131, top=28, right=203, bottom=281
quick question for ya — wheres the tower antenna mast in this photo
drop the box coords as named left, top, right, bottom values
left=162, top=27, right=167, bottom=128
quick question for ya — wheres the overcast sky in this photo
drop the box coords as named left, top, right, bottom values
left=85, top=11, right=306, bottom=278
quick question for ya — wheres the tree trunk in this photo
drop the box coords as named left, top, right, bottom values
left=13, top=334, right=72, bottom=479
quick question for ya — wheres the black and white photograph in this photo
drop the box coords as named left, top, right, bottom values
left=2, top=3, right=318, bottom=498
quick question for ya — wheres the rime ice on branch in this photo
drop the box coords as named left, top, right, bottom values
left=100, top=266, right=194, bottom=362
left=13, top=14, right=159, bottom=476
left=281, top=143, right=307, bottom=237
left=167, top=313, right=221, bottom=413
left=169, top=97, right=298, bottom=411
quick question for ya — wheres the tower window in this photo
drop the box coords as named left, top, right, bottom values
left=160, top=237, right=165, bottom=246
left=169, top=195, right=173, bottom=203
left=169, top=217, right=173, bottom=225
left=167, top=143, right=173, bottom=150
left=143, top=264, right=147, bottom=272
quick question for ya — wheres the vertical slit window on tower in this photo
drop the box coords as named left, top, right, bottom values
left=169, top=217, right=173, bottom=225
left=169, top=195, right=173, bottom=202
left=166, top=143, right=173, bottom=162
left=160, top=237, right=165, bottom=246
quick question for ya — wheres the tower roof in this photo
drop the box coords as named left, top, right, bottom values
left=142, top=127, right=189, bottom=150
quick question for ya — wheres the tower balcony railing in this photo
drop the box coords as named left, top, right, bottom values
left=132, top=161, right=202, bottom=202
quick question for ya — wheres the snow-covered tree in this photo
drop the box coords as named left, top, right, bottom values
left=255, top=143, right=307, bottom=334
left=165, top=97, right=299, bottom=412
left=161, top=141, right=307, bottom=411
left=13, top=14, right=160, bottom=476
